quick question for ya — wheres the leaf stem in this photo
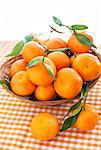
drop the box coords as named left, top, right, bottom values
left=38, top=42, right=49, bottom=63
left=49, top=25, right=65, bottom=33
left=39, top=42, right=47, bottom=50
left=62, top=24, right=72, bottom=30
left=62, top=24, right=76, bottom=33
left=48, top=30, right=53, bottom=40
left=81, top=86, right=89, bottom=110
left=42, top=51, right=47, bottom=63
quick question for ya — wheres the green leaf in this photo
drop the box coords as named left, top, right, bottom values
left=52, top=16, right=62, bottom=26
left=6, top=34, right=34, bottom=57
left=44, top=63, right=56, bottom=80
left=70, top=106, right=82, bottom=117
left=49, top=47, right=70, bottom=52
left=60, top=115, right=78, bottom=132
left=26, top=58, right=40, bottom=68
left=64, top=99, right=82, bottom=118
left=75, top=33, right=97, bottom=48
left=60, top=107, right=82, bottom=132
left=71, top=25, right=88, bottom=30
left=80, top=85, right=89, bottom=110
left=24, top=34, right=35, bottom=43
left=80, top=85, right=87, bottom=98
left=6, top=40, right=24, bottom=57
left=42, top=56, right=45, bottom=64
left=0, top=80, right=10, bottom=89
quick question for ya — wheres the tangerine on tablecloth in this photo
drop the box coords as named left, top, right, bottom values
left=0, top=41, right=101, bottom=150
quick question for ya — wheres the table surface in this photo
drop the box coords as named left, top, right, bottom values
left=0, top=41, right=101, bottom=150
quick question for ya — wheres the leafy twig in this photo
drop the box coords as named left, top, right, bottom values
left=52, top=16, right=96, bottom=48
left=60, top=84, right=90, bottom=132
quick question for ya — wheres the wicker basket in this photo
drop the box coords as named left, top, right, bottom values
left=0, top=49, right=101, bottom=106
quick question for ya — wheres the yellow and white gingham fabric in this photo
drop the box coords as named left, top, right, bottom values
left=0, top=41, right=101, bottom=150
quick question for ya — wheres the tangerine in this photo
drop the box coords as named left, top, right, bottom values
left=72, top=53, right=101, bottom=81
left=74, top=104, right=99, bottom=130
left=54, top=68, right=83, bottom=99
left=9, top=59, right=27, bottom=77
left=22, top=41, right=45, bottom=62
left=47, top=38, right=67, bottom=50
left=35, top=84, right=55, bottom=101
left=10, top=71, right=36, bottom=96
left=68, top=32, right=93, bottom=53
left=47, top=51, right=70, bottom=70
left=30, top=112, right=59, bottom=140
left=26, top=56, right=56, bottom=86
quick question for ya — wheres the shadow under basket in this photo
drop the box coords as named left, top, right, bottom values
left=0, top=49, right=101, bottom=106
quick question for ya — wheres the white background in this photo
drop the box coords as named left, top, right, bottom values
left=0, top=0, right=101, bottom=44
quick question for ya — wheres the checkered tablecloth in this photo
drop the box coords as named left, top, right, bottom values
left=0, top=41, right=101, bottom=150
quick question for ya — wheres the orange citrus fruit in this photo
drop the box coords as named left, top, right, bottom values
left=42, top=39, right=49, bottom=45
left=9, top=59, right=27, bottom=77
left=22, top=41, right=45, bottom=62
left=26, top=56, right=56, bottom=86
left=33, top=33, right=43, bottom=43
left=35, top=84, right=55, bottom=101
left=30, top=112, right=59, bottom=140
left=74, top=104, right=99, bottom=130
left=68, top=32, right=93, bottom=53
left=54, top=68, right=83, bottom=99
left=10, top=71, right=36, bottom=96
left=47, top=51, right=70, bottom=70
left=72, top=53, right=101, bottom=81
left=47, top=38, right=67, bottom=50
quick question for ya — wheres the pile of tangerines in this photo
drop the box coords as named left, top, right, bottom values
left=8, top=31, right=101, bottom=140
left=10, top=33, right=101, bottom=101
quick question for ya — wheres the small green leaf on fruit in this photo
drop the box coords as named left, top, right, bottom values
left=26, top=58, right=40, bottom=68
left=44, top=63, right=56, bottom=80
left=71, top=25, right=88, bottom=30
left=75, top=33, right=97, bottom=48
left=52, top=16, right=62, bottom=26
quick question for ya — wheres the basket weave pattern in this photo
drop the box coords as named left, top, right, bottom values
left=0, top=49, right=101, bottom=106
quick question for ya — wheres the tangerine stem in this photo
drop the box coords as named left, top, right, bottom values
left=42, top=51, right=47, bottom=63
left=62, top=24, right=76, bottom=34
left=48, top=30, right=53, bottom=40
left=62, top=24, right=72, bottom=30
